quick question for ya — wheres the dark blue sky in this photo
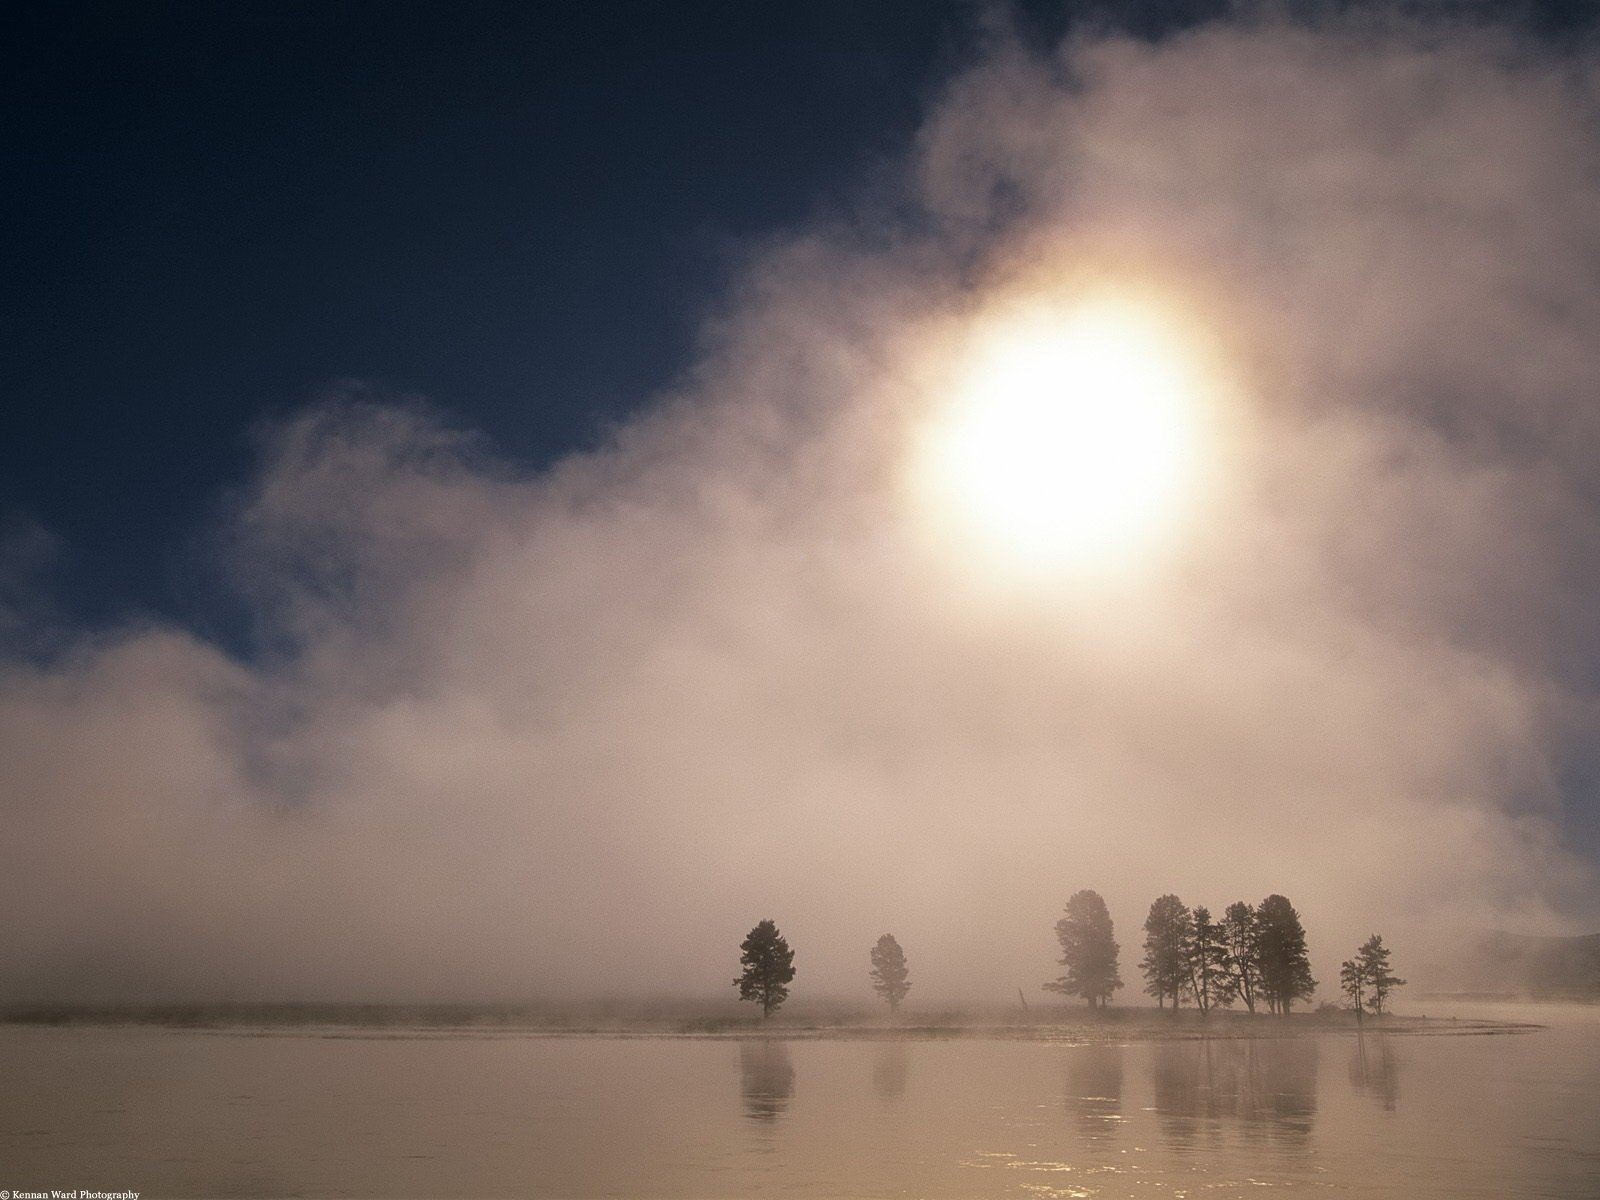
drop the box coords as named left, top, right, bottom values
left=4, top=0, right=1591, bottom=642
left=3, top=0, right=1113, bottom=635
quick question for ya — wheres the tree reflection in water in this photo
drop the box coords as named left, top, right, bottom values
left=1063, top=1043, right=1124, bottom=1140
left=1349, top=1033, right=1401, bottom=1111
left=1149, top=1037, right=1319, bottom=1150
left=738, top=1039, right=795, bottom=1125
left=872, top=1040, right=909, bottom=1101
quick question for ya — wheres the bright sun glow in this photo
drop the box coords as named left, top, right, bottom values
left=913, top=295, right=1217, bottom=577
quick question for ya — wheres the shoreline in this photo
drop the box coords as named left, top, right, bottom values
left=0, top=1007, right=1543, bottom=1042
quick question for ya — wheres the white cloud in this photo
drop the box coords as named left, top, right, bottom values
left=3, top=9, right=1598, bottom=1002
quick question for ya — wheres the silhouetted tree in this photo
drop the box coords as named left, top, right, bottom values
left=1220, top=901, right=1261, bottom=1014
left=1339, top=957, right=1365, bottom=1021
left=735, top=919, right=796, bottom=1017
left=1045, top=889, right=1122, bottom=1009
left=1355, top=935, right=1405, bottom=1015
left=869, top=933, right=911, bottom=1013
left=1255, top=895, right=1316, bottom=1014
left=1187, top=905, right=1232, bottom=1014
left=1141, top=894, right=1193, bottom=1009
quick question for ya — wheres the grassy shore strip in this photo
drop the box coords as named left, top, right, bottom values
left=0, top=1004, right=1541, bottom=1040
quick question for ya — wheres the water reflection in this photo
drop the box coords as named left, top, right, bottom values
left=1148, top=1037, right=1318, bottom=1148
left=872, top=1040, right=909, bottom=1101
left=737, top=1040, right=795, bottom=1124
left=1063, top=1043, right=1123, bottom=1139
left=1348, top=1033, right=1401, bottom=1111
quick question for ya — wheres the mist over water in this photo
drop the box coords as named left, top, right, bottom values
left=6, top=8, right=1600, bottom=1004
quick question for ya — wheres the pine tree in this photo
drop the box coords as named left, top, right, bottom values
left=734, top=919, right=796, bottom=1017
left=1187, top=905, right=1233, bottom=1014
left=1044, top=890, right=1122, bottom=1009
left=869, top=933, right=911, bottom=1013
left=1141, top=894, right=1193, bottom=1009
left=1220, top=901, right=1262, bottom=1014
left=1339, top=957, right=1365, bottom=1020
left=1355, top=934, right=1405, bottom=1015
left=1255, top=894, right=1316, bottom=1014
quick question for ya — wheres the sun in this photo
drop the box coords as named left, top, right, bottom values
left=911, top=294, right=1217, bottom=577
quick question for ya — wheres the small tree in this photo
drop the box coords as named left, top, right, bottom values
left=735, top=919, right=796, bottom=1018
left=869, top=933, right=911, bottom=1013
left=1141, top=894, right=1193, bottom=1009
left=1339, top=957, right=1365, bottom=1021
left=1044, top=889, right=1122, bottom=1009
left=1355, top=934, right=1405, bottom=1015
left=1220, top=901, right=1261, bottom=1014
left=1187, top=905, right=1233, bottom=1014
left=1255, top=895, right=1316, bottom=1015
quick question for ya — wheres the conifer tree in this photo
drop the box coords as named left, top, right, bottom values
left=869, top=933, right=911, bottom=1012
left=1255, top=894, right=1316, bottom=1014
left=1355, top=934, right=1405, bottom=1015
left=1044, top=890, right=1122, bottom=1009
left=1141, top=894, right=1193, bottom=1009
left=1187, top=905, right=1233, bottom=1014
left=1220, top=901, right=1262, bottom=1014
left=1339, top=956, right=1366, bottom=1021
left=735, top=919, right=796, bottom=1017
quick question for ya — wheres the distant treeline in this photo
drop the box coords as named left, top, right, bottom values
left=736, top=892, right=1405, bottom=1018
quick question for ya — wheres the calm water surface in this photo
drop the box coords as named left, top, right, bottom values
left=3, top=1005, right=1597, bottom=1198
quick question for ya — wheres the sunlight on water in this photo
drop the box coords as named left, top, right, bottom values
left=2, top=1007, right=1597, bottom=1198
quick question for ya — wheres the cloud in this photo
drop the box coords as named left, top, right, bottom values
left=3, top=8, right=1599, bottom=1002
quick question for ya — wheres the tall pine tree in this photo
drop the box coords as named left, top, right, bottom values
left=1255, top=895, right=1316, bottom=1014
left=1044, top=890, right=1122, bottom=1009
left=1220, top=901, right=1261, bottom=1013
left=1187, top=905, right=1233, bottom=1014
left=1355, top=934, right=1405, bottom=1015
left=1141, top=894, right=1193, bottom=1009
left=869, top=933, right=911, bottom=1013
left=735, top=919, right=796, bottom=1017
left=1339, top=957, right=1365, bottom=1020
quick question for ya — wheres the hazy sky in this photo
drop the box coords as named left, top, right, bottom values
left=6, top=3, right=1600, bottom=1003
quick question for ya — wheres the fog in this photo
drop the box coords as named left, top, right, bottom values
left=5, top=8, right=1600, bottom=1003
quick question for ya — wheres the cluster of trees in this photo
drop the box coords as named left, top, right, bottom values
left=735, top=896, right=1401, bottom=1020
left=1134, top=893, right=1317, bottom=1014
left=1339, top=935, right=1406, bottom=1018
left=1049, top=889, right=1368, bottom=1017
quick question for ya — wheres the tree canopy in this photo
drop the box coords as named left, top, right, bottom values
left=869, top=933, right=911, bottom=1012
left=1219, top=901, right=1261, bottom=1013
left=1045, top=889, right=1122, bottom=1008
left=1355, top=934, right=1405, bottom=1015
left=1255, top=894, right=1316, bottom=1014
left=735, top=919, right=796, bottom=1017
left=1187, top=905, right=1233, bottom=1014
left=1141, top=894, right=1193, bottom=1008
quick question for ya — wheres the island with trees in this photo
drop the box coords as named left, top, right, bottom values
left=697, top=888, right=1491, bottom=1039
left=5, top=892, right=1544, bottom=1041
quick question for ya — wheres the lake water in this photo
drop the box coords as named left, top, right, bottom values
left=3, top=1005, right=1597, bottom=1198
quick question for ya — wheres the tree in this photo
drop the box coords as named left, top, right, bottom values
left=869, top=933, right=911, bottom=1013
left=735, top=919, right=796, bottom=1017
left=1220, top=901, right=1261, bottom=1014
left=1187, top=906, right=1233, bottom=1014
left=1044, top=890, right=1122, bottom=1009
left=1355, top=934, right=1405, bottom=1015
left=1140, top=894, right=1193, bottom=1009
left=1339, top=957, right=1365, bottom=1021
left=1255, top=895, right=1316, bottom=1014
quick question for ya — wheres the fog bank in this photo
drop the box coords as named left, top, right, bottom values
left=5, top=9, right=1600, bottom=1002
